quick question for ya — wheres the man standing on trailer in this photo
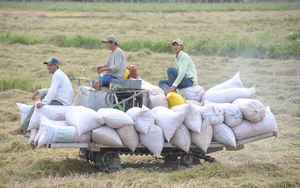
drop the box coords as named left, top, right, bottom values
left=92, top=35, right=127, bottom=90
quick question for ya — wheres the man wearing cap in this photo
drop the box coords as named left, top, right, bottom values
left=8, top=57, right=74, bottom=135
left=92, top=35, right=126, bottom=90
left=158, top=39, right=198, bottom=94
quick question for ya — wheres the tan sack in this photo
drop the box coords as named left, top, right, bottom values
left=116, top=124, right=139, bottom=152
left=191, top=118, right=213, bottom=153
left=170, top=124, right=191, bottom=153
left=100, top=108, right=135, bottom=129
left=139, top=124, right=164, bottom=158
left=92, top=126, right=123, bottom=146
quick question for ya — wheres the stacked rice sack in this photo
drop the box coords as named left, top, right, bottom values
left=19, top=104, right=140, bottom=152
left=16, top=71, right=278, bottom=156
left=201, top=72, right=279, bottom=147
left=141, top=79, right=204, bottom=109
left=23, top=105, right=102, bottom=149
left=141, top=80, right=168, bottom=109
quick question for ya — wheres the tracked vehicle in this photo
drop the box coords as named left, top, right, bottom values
left=24, top=77, right=276, bottom=173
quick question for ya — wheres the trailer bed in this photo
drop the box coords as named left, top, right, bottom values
left=23, top=132, right=274, bottom=152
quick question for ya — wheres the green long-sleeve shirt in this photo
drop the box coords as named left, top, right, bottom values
left=172, top=51, right=198, bottom=87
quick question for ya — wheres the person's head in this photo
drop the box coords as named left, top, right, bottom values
left=172, top=39, right=183, bottom=55
left=43, top=57, right=59, bottom=74
left=102, top=35, right=118, bottom=51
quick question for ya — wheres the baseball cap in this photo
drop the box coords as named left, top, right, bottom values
left=43, top=57, right=59, bottom=65
left=172, top=39, right=183, bottom=46
left=101, top=35, right=118, bottom=43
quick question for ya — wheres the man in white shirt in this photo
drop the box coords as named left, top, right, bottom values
left=92, top=35, right=127, bottom=90
left=8, top=57, right=74, bottom=135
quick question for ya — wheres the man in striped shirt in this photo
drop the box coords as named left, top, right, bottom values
left=8, top=57, right=74, bottom=135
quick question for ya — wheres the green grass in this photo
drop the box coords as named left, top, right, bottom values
left=0, top=1, right=299, bottom=12
left=0, top=76, right=38, bottom=92
left=1, top=3, right=300, bottom=188
left=1, top=31, right=299, bottom=60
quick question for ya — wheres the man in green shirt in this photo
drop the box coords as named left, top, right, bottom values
left=158, top=39, right=198, bottom=94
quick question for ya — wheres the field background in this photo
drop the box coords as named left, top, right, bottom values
left=1, top=2, right=300, bottom=188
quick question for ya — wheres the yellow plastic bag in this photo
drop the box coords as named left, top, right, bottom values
left=166, top=92, right=185, bottom=108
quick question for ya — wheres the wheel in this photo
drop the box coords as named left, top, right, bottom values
left=78, top=148, right=90, bottom=162
left=150, top=160, right=158, bottom=164
left=154, top=167, right=165, bottom=172
left=135, top=160, right=144, bottom=164
left=103, top=153, right=114, bottom=165
left=181, top=153, right=200, bottom=168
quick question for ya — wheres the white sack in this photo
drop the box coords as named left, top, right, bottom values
left=139, top=124, right=164, bottom=158
left=34, top=127, right=42, bottom=146
left=16, top=102, right=33, bottom=124
left=142, top=81, right=168, bottom=109
left=213, top=123, right=236, bottom=147
left=66, top=106, right=105, bottom=136
left=203, top=86, right=255, bottom=104
left=100, top=108, right=135, bottom=129
left=232, top=106, right=279, bottom=140
left=176, top=85, right=205, bottom=101
left=170, top=124, right=191, bottom=153
left=171, top=103, right=202, bottom=133
left=38, top=115, right=91, bottom=149
left=28, top=104, right=72, bottom=131
left=116, top=124, right=139, bottom=152
left=33, top=120, right=68, bottom=146
left=28, top=128, right=38, bottom=149
left=186, top=100, right=203, bottom=107
left=232, top=98, right=266, bottom=123
left=97, top=108, right=118, bottom=116
left=148, top=89, right=169, bottom=109
left=152, top=106, right=184, bottom=142
left=201, top=104, right=224, bottom=126
left=191, top=118, right=213, bottom=153
left=126, top=105, right=154, bottom=135
left=92, top=126, right=123, bottom=146
left=206, top=71, right=244, bottom=92
left=205, top=101, right=243, bottom=128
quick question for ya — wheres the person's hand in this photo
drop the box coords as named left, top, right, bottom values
left=32, top=90, right=39, bottom=101
left=97, top=67, right=102, bottom=74
left=165, top=86, right=176, bottom=95
left=36, top=102, right=44, bottom=109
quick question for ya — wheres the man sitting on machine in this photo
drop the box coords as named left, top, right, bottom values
left=92, top=35, right=127, bottom=90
